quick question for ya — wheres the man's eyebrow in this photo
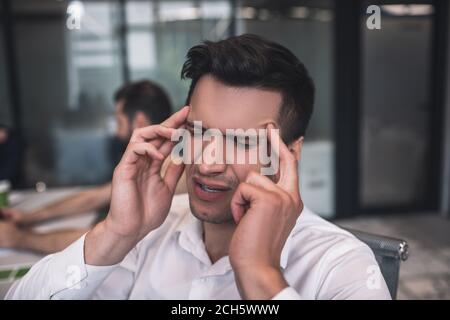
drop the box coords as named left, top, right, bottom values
left=185, top=121, right=264, bottom=141
left=185, top=121, right=195, bottom=128
left=229, top=126, right=267, bottom=138
left=186, top=121, right=209, bottom=132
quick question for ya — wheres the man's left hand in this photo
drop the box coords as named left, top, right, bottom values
left=229, top=124, right=303, bottom=299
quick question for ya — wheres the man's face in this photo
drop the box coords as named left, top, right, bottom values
left=0, top=128, right=8, bottom=144
left=185, top=75, right=282, bottom=224
left=115, top=99, right=132, bottom=142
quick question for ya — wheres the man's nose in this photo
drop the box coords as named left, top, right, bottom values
left=197, top=162, right=227, bottom=176
left=196, top=138, right=227, bottom=176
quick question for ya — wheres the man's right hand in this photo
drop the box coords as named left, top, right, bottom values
left=85, top=106, right=189, bottom=266
left=0, top=208, right=27, bottom=225
left=0, top=207, right=41, bottom=226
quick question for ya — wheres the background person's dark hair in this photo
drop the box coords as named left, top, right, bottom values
left=181, top=34, right=315, bottom=144
left=114, top=80, right=172, bottom=125
left=114, top=84, right=129, bottom=103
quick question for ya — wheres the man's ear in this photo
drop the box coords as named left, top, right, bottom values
left=133, top=111, right=152, bottom=129
left=288, top=136, right=304, bottom=161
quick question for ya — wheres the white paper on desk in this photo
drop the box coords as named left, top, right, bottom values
left=11, top=187, right=98, bottom=232
left=12, top=188, right=84, bottom=212
left=0, top=249, right=14, bottom=258
left=34, top=213, right=97, bottom=233
left=1, top=188, right=98, bottom=258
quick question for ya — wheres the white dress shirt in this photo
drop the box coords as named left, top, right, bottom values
left=5, top=194, right=391, bottom=300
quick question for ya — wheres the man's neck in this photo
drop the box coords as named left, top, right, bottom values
left=202, top=220, right=236, bottom=264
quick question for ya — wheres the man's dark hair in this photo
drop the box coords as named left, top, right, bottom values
left=181, top=34, right=315, bottom=144
left=114, top=80, right=172, bottom=125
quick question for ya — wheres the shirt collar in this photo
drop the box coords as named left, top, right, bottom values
left=175, top=209, right=203, bottom=243
left=175, top=211, right=212, bottom=267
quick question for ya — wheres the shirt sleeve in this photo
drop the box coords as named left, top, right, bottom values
left=316, top=243, right=392, bottom=300
left=271, top=287, right=302, bottom=300
left=5, top=234, right=123, bottom=300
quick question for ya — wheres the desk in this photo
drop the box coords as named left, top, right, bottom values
left=0, top=187, right=98, bottom=299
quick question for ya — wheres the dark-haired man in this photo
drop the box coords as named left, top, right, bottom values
left=7, top=35, right=390, bottom=300
left=0, top=80, right=185, bottom=254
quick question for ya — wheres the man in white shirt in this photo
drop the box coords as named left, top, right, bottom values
left=6, top=34, right=391, bottom=300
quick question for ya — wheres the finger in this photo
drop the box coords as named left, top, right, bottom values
left=267, top=124, right=298, bottom=194
left=159, top=139, right=175, bottom=158
left=132, top=143, right=164, bottom=159
left=162, top=106, right=190, bottom=128
left=163, top=160, right=185, bottom=194
left=122, top=142, right=164, bottom=165
left=131, top=106, right=189, bottom=145
left=230, top=182, right=266, bottom=224
left=149, top=140, right=175, bottom=175
left=245, top=171, right=279, bottom=193
left=130, top=125, right=175, bottom=143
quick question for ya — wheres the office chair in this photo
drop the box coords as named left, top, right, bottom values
left=343, top=228, right=409, bottom=299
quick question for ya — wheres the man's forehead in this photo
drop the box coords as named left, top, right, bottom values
left=188, top=75, right=281, bottom=130
left=186, top=115, right=272, bottom=133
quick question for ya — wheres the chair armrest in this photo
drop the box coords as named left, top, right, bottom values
left=343, top=228, right=409, bottom=261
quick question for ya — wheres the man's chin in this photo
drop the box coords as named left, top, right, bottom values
left=188, top=197, right=234, bottom=224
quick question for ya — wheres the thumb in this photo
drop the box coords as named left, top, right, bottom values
left=230, top=182, right=263, bottom=224
left=163, top=160, right=185, bottom=194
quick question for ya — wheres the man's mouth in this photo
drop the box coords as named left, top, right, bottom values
left=192, top=177, right=231, bottom=201
left=197, top=183, right=228, bottom=193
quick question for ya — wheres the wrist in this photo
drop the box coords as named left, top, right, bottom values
left=234, top=265, right=288, bottom=300
left=84, top=219, right=138, bottom=266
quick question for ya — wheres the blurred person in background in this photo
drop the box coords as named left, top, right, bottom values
left=0, top=80, right=186, bottom=254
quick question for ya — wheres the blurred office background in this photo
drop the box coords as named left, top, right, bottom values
left=1, top=0, right=449, bottom=220
left=0, top=0, right=450, bottom=299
